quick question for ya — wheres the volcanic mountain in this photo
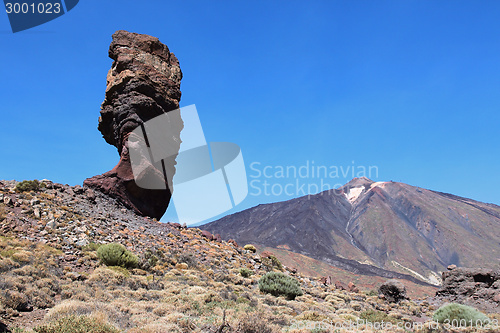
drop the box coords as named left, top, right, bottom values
left=202, top=177, right=500, bottom=285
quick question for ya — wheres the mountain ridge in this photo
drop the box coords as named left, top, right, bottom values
left=202, top=178, right=500, bottom=285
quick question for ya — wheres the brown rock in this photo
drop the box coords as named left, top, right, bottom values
left=348, top=282, right=359, bottom=293
left=201, top=230, right=214, bottom=241
left=3, top=196, right=12, bottom=206
left=260, top=251, right=275, bottom=258
left=214, top=233, right=222, bottom=242
left=228, top=239, right=239, bottom=247
left=85, top=188, right=96, bottom=202
left=335, top=281, right=346, bottom=290
left=84, top=30, right=183, bottom=219
left=493, top=293, right=500, bottom=303
left=447, top=264, right=457, bottom=270
left=436, top=267, right=500, bottom=306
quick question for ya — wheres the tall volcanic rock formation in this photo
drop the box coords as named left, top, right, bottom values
left=203, top=177, right=500, bottom=285
left=84, top=30, right=183, bottom=219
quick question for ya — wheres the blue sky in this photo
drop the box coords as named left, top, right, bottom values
left=1, top=1, right=499, bottom=224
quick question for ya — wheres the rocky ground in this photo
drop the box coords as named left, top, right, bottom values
left=0, top=180, right=498, bottom=332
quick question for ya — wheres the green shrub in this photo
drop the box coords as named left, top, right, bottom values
left=97, top=243, right=138, bottom=269
left=244, top=244, right=257, bottom=253
left=258, top=271, right=303, bottom=300
left=34, top=315, right=119, bottom=333
left=15, top=180, right=41, bottom=193
left=433, top=303, right=489, bottom=326
left=240, top=268, right=253, bottom=278
left=359, top=309, right=397, bottom=325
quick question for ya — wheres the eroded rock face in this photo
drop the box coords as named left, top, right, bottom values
left=435, top=267, right=500, bottom=311
left=84, top=30, right=182, bottom=219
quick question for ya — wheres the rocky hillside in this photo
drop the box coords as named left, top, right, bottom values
left=203, top=177, right=500, bottom=285
left=2, top=179, right=498, bottom=332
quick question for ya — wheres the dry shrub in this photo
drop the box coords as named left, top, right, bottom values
left=152, top=303, right=175, bottom=317
left=33, top=314, right=119, bottom=333
left=45, top=300, right=94, bottom=322
left=0, top=257, right=19, bottom=272
left=25, top=286, right=55, bottom=309
left=11, top=264, right=38, bottom=277
left=163, top=311, right=185, bottom=323
left=44, top=300, right=130, bottom=331
left=0, top=290, right=31, bottom=311
left=128, top=322, right=181, bottom=333
left=87, top=267, right=126, bottom=287
left=11, top=250, right=32, bottom=263
left=235, top=311, right=278, bottom=333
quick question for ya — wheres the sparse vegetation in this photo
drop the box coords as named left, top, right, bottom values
left=258, top=271, right=303, bottom=300
left=83, top=242, right=101, bottom=252
left=433, top=303, right=489, bottom=326
left=359, top=309, right=398, bottom=325
left=0, top=180, right=490, bottom=333
left=34, top=315, right=120, bottom=333
left=0, top=205, right=6, bottom=222
left=240, top=267, right=253, bottom=278
left=243, top=244, right=257, bottom=253
left=96, top=243, right=138, bottom=269
left=15, top=180, right=42, bottom=193
left=262, top=255, right=283, bottom=272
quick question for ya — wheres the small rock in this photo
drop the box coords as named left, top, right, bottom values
left=335, top=281, right=347, bottom=290
left=348, top=282, right=359, bottom=293
left=260, top=251, right=275, bottom=258
left=30, top=198, right=40, bottom=206
left=75, top=239, right=89, bottom=247
left=85, top=189, right=96, bottom=202
left=228, top=239, right=239, bottom=247
left=34, top=208, right=41, bottom=219
left=493, top=293, right=500, bottom=303
left=3, top=196, right=12, bottom=205
left=45, top=220, right=57, bottom=230
left=0, top=193, right=3, bottom=201
left=201, top=230, right=214, bottom=241
left=73, top=185, right=84, bottom=195
left=447, top=264, right=457, bottom=270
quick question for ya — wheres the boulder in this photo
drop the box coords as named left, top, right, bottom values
left=260, top=251, right=275, bottom=258
left=435, top=267, right=500, bottom=310
left=378, top=279, right=408, bottom=303
left=84, top=30, right=183, bottom=219
left=201, top=230, right=214, bottom=241
left=348, top=281, right=359, bottom=293
left=3, top=196, right=12, bottom=206
left=335, top=281, right=346, bottom=290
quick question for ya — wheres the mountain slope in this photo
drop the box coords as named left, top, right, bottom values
left=203, top=178, right=500, bottom=285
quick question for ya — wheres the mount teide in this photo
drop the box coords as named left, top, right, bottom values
left=202, top=177, right=500, bottom=285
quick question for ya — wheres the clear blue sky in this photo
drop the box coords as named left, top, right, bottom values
left=1, top=1, right=499, bottom=224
